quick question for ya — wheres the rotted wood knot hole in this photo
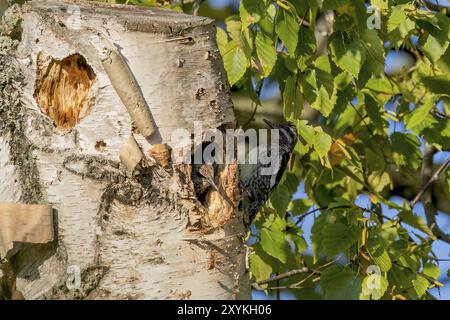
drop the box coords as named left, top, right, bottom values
left=34, top=53, right=97, bottom=131
left=95, top=140, right=107, bottom=152
left=195, top=88, right=206, bottom=99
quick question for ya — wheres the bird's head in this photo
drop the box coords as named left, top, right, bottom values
left=263, top=119, right=298, bottom=148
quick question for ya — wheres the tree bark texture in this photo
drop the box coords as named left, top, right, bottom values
left=0, top=0, right=250, bottom=300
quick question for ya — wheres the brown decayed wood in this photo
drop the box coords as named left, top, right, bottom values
left=149, top=143, right=171, bottom=168
left=34, top=53, right=97, bottom=131
left=205, top=162, right=238, bottom=228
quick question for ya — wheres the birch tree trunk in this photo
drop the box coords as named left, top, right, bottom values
left=0, top=0, right=250, bottom=300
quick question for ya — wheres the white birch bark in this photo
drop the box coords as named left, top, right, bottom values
left=0, top=0, right=250, bottom=300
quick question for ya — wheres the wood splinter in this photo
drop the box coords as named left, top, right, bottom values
left=119, top=135, right=145, bottom=173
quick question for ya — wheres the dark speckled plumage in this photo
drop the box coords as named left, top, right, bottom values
left=241, top=121, right=297, bottom=224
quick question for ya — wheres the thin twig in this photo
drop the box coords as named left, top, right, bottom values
left=416, top=146, right=450, bottom=244
left=411, top=156, right=450, bottom=206
left=295, top=206, right=326, bottom=224
left=350, top=103, right=376, bottom=137
left=255, top=260, right=335, bottom=286
left=242, top=103, right=259, bottom=129
left=242, top=79, right=265, bottom=129
left=192, top=0, right=203, bottom=16
left=257, top=271, right=318, bottom=291
left=256, top=267, right=310, bottom=285
left=294, top=204, right=386, bottom=225
left=299, top=7, right=310, bottom=28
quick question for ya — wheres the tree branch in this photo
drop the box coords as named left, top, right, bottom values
left=242, top=79, right=265, bottom=129
left=253, top=260, right=335, bottom=289
left=411, top=155, right=450, bottom=207
left=417, top=146, right=450, bottom=244
left=256, top=267, right=311, bottom=286
left=253, top=270, right=318, bottom=291
left=192, top=0, right=203, bottom=16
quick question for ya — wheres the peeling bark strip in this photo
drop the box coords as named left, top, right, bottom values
left=119, top=135, right=144, bottom=173
left=99, top=35, right=156, bottom=138
left=0, top=1, right=249, bottom=299
left=0, top=203, right=53, bottom=258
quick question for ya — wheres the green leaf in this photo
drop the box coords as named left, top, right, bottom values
left=284, top=172, right=301, bottom=195
left=240, top=0, right=267, bottom=28
left=388, top=6, right=415, bottom=44
left=249, top=253, right=272, bottom=282
left=260, top=228, right=290, bottom=263
left=262, top=214, right=287, bottom=231
left=335, top=165, right=365, bottom=187
left=311, top=215, right=326, bottom=263
left=364, top=94, right=385, bottom=133
left=422, top=117, right=450, bottom=149
left=351, top=0, right=370, bottom=33
left=322, top=223, right=359, bottom=257
left=226, top=18, right=244, bottom=44
left=306, top=56, right=337, bottom=116
left=216, top=27, right=229, bottom=56
left=322, top=0, right=347, bottom=10
left=220, top=19, right=250, bottom=86
left=361, top=274, right=388, bottom=300
left=398, top=210, right=436, bottom=239
left=365, top=75, right=395, bottom=97
left=367, top=171, right=391, bottom=193
left=287, top=233, right=308, bottom=254
left=275, top=8, right=299, bottom=55
left=269, top=183, right=292, bottom=215
left=297, top=28, right=316, bottom=71
left=255, top=32, right=277, bottom=77
left=313, top=85, right=336, bottom=117
left=315, top=56, right=334, bottom=96
left=422, top=263, right=440, bottom=280
left=398, top=254, right=420, bottom=273
left=321, top=265, right=362, bottom=300
left=359, top=29, right=386, bottom=75
left=329, top=33, right=366, bottom=77
left=222, top=46, right=248, bottom=86
left=371, top=0, right=388, bottom=10
left=412, top=275, right=429, bottom=298
left=404, top=98, right=438, bottom=134
left=388, top=264, right=413, bottom=291
left=334, top=71, right=353, bottom=91
left=283, top=75, right=303, bottom=120
left=288, top=198, right=312, bottom=215
left=367, top=239, right=392, bottom=272
left=417, top=13, right=450, bottom=62
left=421, top=76, right=450, bottom=96
left=313, top=131, right=332, bottom=159
left=391, top=132, right=422, bottom=169
left=296, top=119, right=316, bottom=150
left=421, top=33, right=449, bottom=63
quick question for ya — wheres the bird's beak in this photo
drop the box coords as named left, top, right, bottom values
left=263, top=118, right=277, bottom=129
